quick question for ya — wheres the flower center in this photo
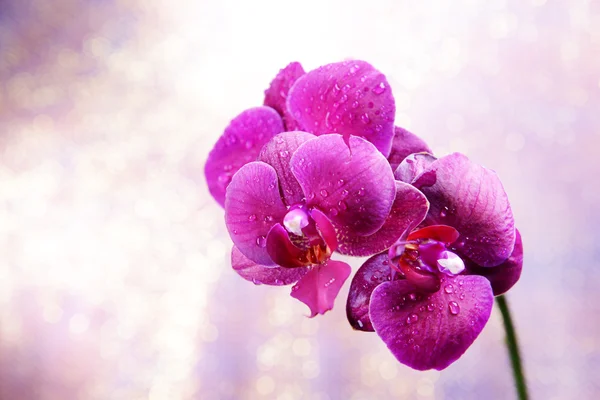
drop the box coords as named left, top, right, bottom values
left=277, top=205, right=337, bottom=266
left=388, top=225, right=464, bottom=292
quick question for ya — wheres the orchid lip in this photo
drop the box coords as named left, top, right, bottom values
left=271, top=204, right=337, bottom=267
left=387, top=225, right=465, bottom=291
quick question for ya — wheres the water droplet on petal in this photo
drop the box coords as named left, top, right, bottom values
left=408, top=293, right=417, bottom=301
left=279, top=150, right=289, bottom=158
left=372, top=82, right=386, bottom=94
left=339, top=94, right=348, bottom=104
left=406, top=314, right=419, bottom=324
left=357, top=187, right=365, bottom=196
left=440, top=206, right=449, bottom=218
left=338, top=200, right=347, bottom=210
left=351, top=100, right=359, bottom=109
left=427, top=303, right=435, bottom=312
left=448, top=301, right=460, bottom=315
left=324, top=277, right=336, bottom=287
left=320, top=189, right=329, bottom=197
left=256, top=235, right=267, bottom=247
left=341, top=189, right=349, bottom=197
left=360, top=113, right=370, bottom=124
left=459, top=293, right=466, bottom=300
left=264, top=215, right=273, bottom=222
left=444, top=284, right=454, bottom=294
left=248, top=214, right=257, bottom=222
left=329, top=208, right=339, bottom=216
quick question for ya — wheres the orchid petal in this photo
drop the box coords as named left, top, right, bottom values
left=467, top=229, right=523, bottom=295
left=287, top=60, right=396, bottom=156
left=388, top=127, right=432, bottom=171
left=346, top=253, right=396, bottom=332
left=394, top=152, right=437, bottom=184
left=413, top=153, right=516, bottom=267
left=290, top=260, right=351, bottom=317
left=290, top=134, right=396, bottom=236
left=310, top=208, right=338, bottom=252
left=264, top=62, right=306, bottom=130
left=232, top=246, right=307, bottom=286
left=337, top=181, right=428, bottom=256
left=258, top=131, right=316, bottom=206
left=205, top=107, right=284, bottom=207
left=224, top=162, right=287, bottom=265
left=370, top=275, right=493, bottom=370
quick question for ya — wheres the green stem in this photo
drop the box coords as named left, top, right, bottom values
left=496, top=295, right=529, bottom=400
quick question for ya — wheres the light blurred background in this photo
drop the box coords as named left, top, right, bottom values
left=0, top=0, right=598, bottom=399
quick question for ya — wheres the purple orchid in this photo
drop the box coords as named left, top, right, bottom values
left=205, top=60, right=397, bottom=207
left=225, top=131, right=427, bottom=317
left=347, top=151, right=523, bottom=370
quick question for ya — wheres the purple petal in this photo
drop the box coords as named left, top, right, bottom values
left=467, top=229, right=523, bottom=295
left=264, top=62, right=306, bottom=131
left=258, top=131, right=316, bottom=206
left=337, top=181, right=428, bottom=256
left=388, top=127, right=432, bottom=171
left=290, top=134, right=396, bottom=236
left=205, top=107, right=285, bottom=207
left=232, top=246, right=307, bottom=286
left=346, top=252, right=396, bottom=332
left=413, top=153, right=516, bottom=267
left=310, top=208, right=338, bottom=252
left=290, top=260, right=352, bottom=317
left=394, top=152, right=437, bottom=184
left=224, top=162, right=287, bottom=265
left=370, top=275, right=493, bottom=370
left=266, top=223, right=309, bottom=268
left=287, top=60, right=396, bottom=156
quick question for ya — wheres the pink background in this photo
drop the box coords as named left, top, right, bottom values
left=0, top=0, right=598, bottom=399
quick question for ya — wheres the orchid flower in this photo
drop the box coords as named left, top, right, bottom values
left=347, top=151, right=523, bottom=370
left=226, top=131, right=427, bottom=317
left=205, top=60, right=396, bottom=207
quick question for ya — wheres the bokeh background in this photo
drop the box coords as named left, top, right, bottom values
left=1, top=0, right=599, bottom=399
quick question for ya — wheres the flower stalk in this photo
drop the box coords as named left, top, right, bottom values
left=496, top=295, right=529, bottom=400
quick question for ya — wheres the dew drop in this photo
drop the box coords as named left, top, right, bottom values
left=264, top=215, right=273, bottom=222
left=329, top=208, right=339, bottom=216
left=406, top=314, right=419, bottom=324
left=413, top=344, right=420, bottom=351
left=360, top=113, right=370, bottom=124
left=320, top=189, right=329, bottom=197
left=357, top=187, right=365, bottom=196
left=427, top=303, right=435, bottom=312
left=248, top=214, right=257, bottom=222
left=408, top=293, right=417, bottom=301
left=440, top=206, right=448, bottom=218
left=459, top=293, right=466, bottom=300
left=339, top=94, right=348, bottom=104
left=337, top=200, right=347, bottom=211
left=372, top=82, right=386, bottom=94
left=341, top=189, right=349, bottom=197
left=307, top=192, right=316, bottom=201
left=324, top=278, right=336, bottom=287
left=256, top=235, right=267, bottom=247
left=279, top=150, right=289, bottom=158
left=337, top=179, right=345, bottom=187
left=351, top=100, right=360, bottom=109
left=444, top=284, right=454, bottom=294
left=448, top=301, right=460, bottom=315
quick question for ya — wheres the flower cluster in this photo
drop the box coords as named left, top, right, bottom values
left=205, top=60, right=522, bottom=370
